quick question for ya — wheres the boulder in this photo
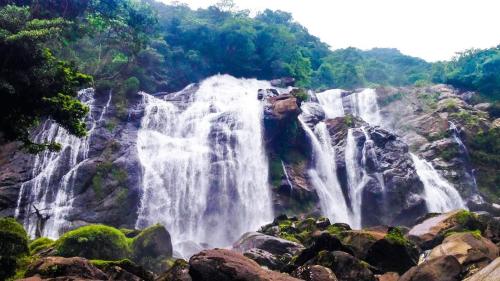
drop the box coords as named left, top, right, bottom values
left=233, top=232, right=304, bottom=256
left=365, top=229, right=419, bottom=274
left=267, top=94, right=301, bottom=121
left=293, top=232, right=352, bottom=266
left=408, top=210, right=484, bottom=249
left=131, top=224, right=173, bottom=273
left=428, top=232, right=498, bottom=267
left=24, top=256, right=108, bottom=280
left=399, top=255, right=462, bottom=281
left=243, top=248, right=286, bottom=270
left=314, top=251, right=376, bottom=281
left=339, top=230, right=386, bottom=259
left=292, top=265, right=338, bottom=281
left=156, top=259, right=192, bottom=281
left=464, top=257, right=500, bottom=281
left=189, top=249, right=300, bottom=281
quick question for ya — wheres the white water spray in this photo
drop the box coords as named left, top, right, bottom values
left=15, top=89, right=108, bottom=238
left=135, top=75, right=273, bottom=256
left=298, top=117, right=350, bottom=224
left=410, top=153, right=466, bottom=212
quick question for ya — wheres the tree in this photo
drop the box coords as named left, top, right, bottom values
left=0, top=5, right=91, bottom=152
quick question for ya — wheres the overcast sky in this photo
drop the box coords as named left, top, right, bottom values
left=158, top=0, right=499, bottom=62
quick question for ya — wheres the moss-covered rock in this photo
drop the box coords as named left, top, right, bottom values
left=29, top=237, right=54, bottom=254
left=55, top=224, right=130, bottom=260
left=130, top=224, right=172, bottom=273
left=0, top=217, right=29, bottom=280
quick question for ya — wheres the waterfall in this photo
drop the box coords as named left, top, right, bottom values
left=15, top=88, right=108, bottom=238
left=410, top=153, right=466, bottom=212
left=316, top=89, right=345, bottom=118
left=345, top=129, right=367, bottom=228
left=281, top=160, right=294, bottom=190
left=298, top=117, right=350, bottom=224
left=135, top=75, right=273, bottom=256
left=349, top=89, right=382, bottom=125
left=449, top=121, right=482, bottom=202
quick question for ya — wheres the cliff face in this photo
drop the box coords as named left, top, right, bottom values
left=0, top=80, right=497, bottom=239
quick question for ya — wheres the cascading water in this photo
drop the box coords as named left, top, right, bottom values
left=410, top=153, right=466, bottom=212
left=316, top=89, right=345, bottom=118
left=298, top=117, right=350, bottom=224
left=345, top=129, right=367, bottom=228
left=349, top=89, right=382, bottom=126
left=135, top=75, right=273, bottom=256
left=449, top=121, right=482, bottom=202
left=15, top=89, right=110, bottom=238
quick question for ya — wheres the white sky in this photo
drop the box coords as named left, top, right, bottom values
left=158, top=0, right=500, bottom=62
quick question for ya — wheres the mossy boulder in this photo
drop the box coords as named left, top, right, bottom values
left=29, top=237, right=54, bottom=255
left=0, top=217, right=29, bottom=280
left=365, top=227, right=419, bottom=274
left=314, top=250, right=375, bottom=281
left=130, top=224, right=172, bottom=273
left=408, top=210, right=486, bottom=250
left=55, top=224, right=130, bottom=260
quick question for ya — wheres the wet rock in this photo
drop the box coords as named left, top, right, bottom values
left=233, top=232, right=304, bottom=256
left=339, top=230, right=386, bottom=259
left=428, top=232, right=498, bottom=269
left=464, top=257, right=500, bottom=281
left=292, top=265, right=338, bottom=281
left=243, top=248, right=286, bottom=270
left=313, top=251, right=376, bottom=281
left=266, top=94, right=301, bottom=121
left=189, top=248, right=300, bottom=281
left=365, top=230, right=419, bottom=274
left=131, top=224, right=173, bottom=273
left=408, top=210, right=484, bottom=250
left=300, top=102, right=326, bottom=127
left=24, top=257, right=108, bottom=280
left=399, top=255, right=462, bottom=281
left=293, top=232, right=353, bottom=266
left=156, top=259, right=192, bottom=281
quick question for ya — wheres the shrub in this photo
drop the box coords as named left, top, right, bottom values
left=28, top=237, right=54, bottom=254
left=124, top=76, right=140, bottom=96
left=55, top=225, right=130, bottom=260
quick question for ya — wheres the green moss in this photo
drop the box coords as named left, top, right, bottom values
left=344, top=114, right=355, bottom=127
left=29, top=237, right=54, bottom=254
left=297, top=218, right=316, bottom=232
left=55, top=224, right=130, bottom=260
left=385, top=227, right=410, bottom=246
left=443, top=99, right=459, bottom=112
left=90, top=258, right=134, bottom=269
left=418, top=92, right=440, bottom=109
left=450, top=111, right=481, bottom=127
left=130, top=224, right=172, bottom=273
left=0, top=218, right=29, bottom=257
left=0, top=218, right=29, bottom=280
left=444, top=229, right=482, bottom=239
left=454, top=210, right=476, bottom=225
left=6, top=256, right=35, bottom=281
left=326, top=225, right=345, bottom=236
left=279, top=232, right=301, bottom=244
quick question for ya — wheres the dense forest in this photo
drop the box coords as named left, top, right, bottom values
left=0, top=0, right=499, bottom=146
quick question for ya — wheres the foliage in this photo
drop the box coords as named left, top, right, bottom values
left=436, top=46, right=500, bottom=101
left=55, top=224, right=130, bottom=260
left=0, top=217, right=29, bottom=280
left=28, top=237, right=54, bottom=254
left=0, top=5, right=91, bottom=151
